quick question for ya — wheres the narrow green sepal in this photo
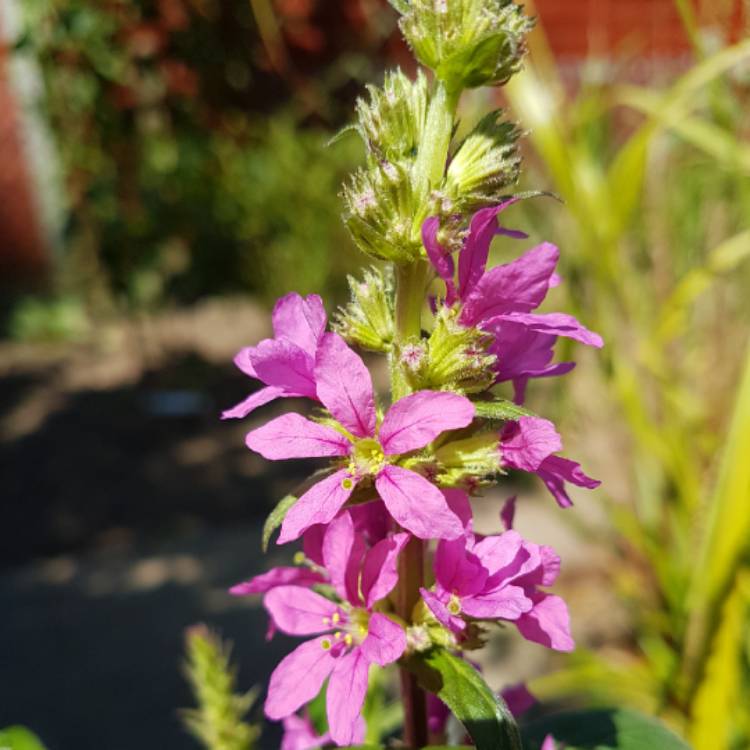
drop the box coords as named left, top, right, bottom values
left=473, top=398, right=536, bottom=421
left=334, top=267, right=395, bottom=352
left=444, top=110, right=522, bottom=212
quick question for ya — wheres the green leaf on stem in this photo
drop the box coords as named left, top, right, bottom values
left=474, top=398, right=536, bottom=421
left=521, top=708, right=692, bottom=749
left=0, top=726, right=48, bottom=750
left=405, top=647, right=523, bottom=750
left=261, top=494, right=297, bottom=552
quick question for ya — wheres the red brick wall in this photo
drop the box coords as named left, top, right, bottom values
left=0, top=19, right=47, bottom=283
left=535, top=0, right=746, bottom=59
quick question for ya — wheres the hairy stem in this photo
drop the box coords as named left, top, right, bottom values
left=393, top=77, right=461, bottom=749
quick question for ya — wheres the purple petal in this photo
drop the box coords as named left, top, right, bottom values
left=516, top=593, right=575, bottom=652
left=360, top=532, right=410, bottom=608
left=540, top=546, right=562, bottom=586
left=221, top=385, right=286, bottom=420
left=487, top=312, right=604, bottom=348
left=443, top=488, right=473, bottom=530
left=500, top=683, right=536, bottom=717
left=435, top=537, right=487, bottom=596
left=462, top=584, right=532, bottom=620
left=230, top=567, right=324, bottom=596
left=460, top=242, right=560, bottom=326
left=542, top=736, right=559, bottom=750
left=246, top=413, right=351, bottom=460
left=264, top=586, right=340, bottom=636
left=234, top=346, right=259, bottom=378
left=278, top=470, right=356, bottom=543
left=360, top=612, right=407, bottom=666
left=323, top=513, right=366, bottom=606
left=420, top=587, right=466, bottom=632
left=265, top=636, right=337, bottom=720
left=375, top=465, right=463, bottom=540
left=380, top=391, right=475, bottom=455
left=322, top=513, right=356, bottom=601
left=501, top=496, right=516, bottom=530
left=427, top=693, right=451, bottom=735
left=272, top=293, right=327, bottom=356
left=501, top=417, right=562, bottom=472
left=350, top=502, right=390, bottom=545
left=302, top=525, right=326, bottom=566
left=251, top=338, right=318, bottom=397
left=281, top=713, right=329, bottom=750
left=487, top=319, right=575, bottom=385
left=536, top=455, right=601, bottom=508
left=423, top=216, right=457, bottom=306
left=315, top=333, right=376, bottom=438
left=458, top=199, right=521, bottom=301
left=472, top=530, right=526, bottom=579
left=327, top=648, right=369, bottom=746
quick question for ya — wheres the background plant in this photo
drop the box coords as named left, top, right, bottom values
left=496, top=8, right=750, bottom=749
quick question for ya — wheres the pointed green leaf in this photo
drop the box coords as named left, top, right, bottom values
left=261, top=494, right=297, bottom=552
left=406, top=648, right=523, bottom=750
left=521, top=708, right=691, bottom=750
left=474, top=398, right=536, bottom=421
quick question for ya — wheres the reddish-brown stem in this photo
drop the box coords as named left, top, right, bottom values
left=397, top=535, right=428, bottom=748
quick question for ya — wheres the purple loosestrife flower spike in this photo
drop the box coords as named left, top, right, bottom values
left=245, top=332, right=474, bottom=542
left=263, top=514, right=410, bottom=745
left=222, top=293, right=327, bottom=419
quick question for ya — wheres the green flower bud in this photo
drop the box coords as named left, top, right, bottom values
left=407, top=307, right=496, bottom=394
left=395, top=0, right=535, bottom=91
left=355, top=69, right=429, bottom=166
left=342, top=161, right=424, bottom=263
left=434, top=432, right=503, bottom=487
left=334, top=267, right=395, bottom=352
left=444, top=111, right=522, bottom=212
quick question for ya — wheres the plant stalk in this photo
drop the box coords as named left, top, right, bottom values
left=393, top=76, right=461, bottom=749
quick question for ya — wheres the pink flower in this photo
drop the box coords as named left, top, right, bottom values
left=245, top=332, right=474, bottom=542
left=281, top=712, right=330, bottom=750
left=423, top=204, right=602, bottom=402
left=421, top=527, right=574, bottom=652
left=500, top=416, right=600, bottom=508
left=263, top=514, right=409, bottom=746
left=222, top=293, right=326, bottom=419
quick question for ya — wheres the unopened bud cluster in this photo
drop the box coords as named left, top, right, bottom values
left=392, top=0, right=535, bottom=91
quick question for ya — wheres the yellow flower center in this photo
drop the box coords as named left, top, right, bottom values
left=350, top=437, right=386, bottom=476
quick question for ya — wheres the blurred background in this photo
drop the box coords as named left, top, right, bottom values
left=0, top=1, right=748, bottom=748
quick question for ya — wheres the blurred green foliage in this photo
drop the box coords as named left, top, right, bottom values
left=12, top=0, right=380, bottom=331
left=500, top=14, right=750, bottom=750
left=182, top=625, right=260, bottom=750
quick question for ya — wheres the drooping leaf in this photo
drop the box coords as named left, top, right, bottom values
left=405, top=647, right=523, bottom=750
left=0, top=726, right=49, bottom=750
left=262, top=494, right=298, bottom=552
left=521, top=708, right=691, bottom=750
left=474, top=398, right=536, bottom=422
